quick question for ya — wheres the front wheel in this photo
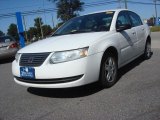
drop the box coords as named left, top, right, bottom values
left=99, top=53, right=118, bottom=88
left=144, top=41, right=151, bottom=59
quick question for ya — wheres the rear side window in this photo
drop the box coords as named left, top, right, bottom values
left=128, top=11, right=143, bottom=27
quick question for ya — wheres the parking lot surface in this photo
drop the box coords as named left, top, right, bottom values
left=0, top=32, right=160, bottom=120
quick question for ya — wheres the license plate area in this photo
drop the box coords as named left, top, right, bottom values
left=20, top=67, right=35, bottom=79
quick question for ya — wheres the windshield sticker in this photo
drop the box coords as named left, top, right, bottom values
left=106, top=11, right=114, bottom=14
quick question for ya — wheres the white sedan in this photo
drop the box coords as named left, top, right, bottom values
left=12, top=9, right=151, bottom=88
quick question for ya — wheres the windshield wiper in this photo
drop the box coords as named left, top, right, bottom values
left=52, top=30, right=92, bottom=36
left=68, top=30, right=93, bottom=34
left=66, top=30, right=83, bottom=34
left=51, top=30, right=81, bottom=36
left=52, top=33, right=61, bottom=36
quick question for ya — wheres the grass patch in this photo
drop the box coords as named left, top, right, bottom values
left=150, top=26, right=160, bottom=32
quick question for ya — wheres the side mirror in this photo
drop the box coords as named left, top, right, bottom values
left=116, top=24, right=131, bottom=32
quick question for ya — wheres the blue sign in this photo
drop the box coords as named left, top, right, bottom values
left=158, top=17, right=160, bottom=24
left=16, top=12, right=24, bottom=33
left=154, top=17, right=160, bottom=26
left=16, top=12, right=25, bottom=48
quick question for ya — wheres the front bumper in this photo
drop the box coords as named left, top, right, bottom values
left=12, top=52, right=103, bottom=88
left=14, top=75, right=83, bottom=84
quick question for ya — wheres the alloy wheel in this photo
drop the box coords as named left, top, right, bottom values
left=104, top=57, right=116, bottom=83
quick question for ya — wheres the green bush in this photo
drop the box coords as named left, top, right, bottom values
left=150, top=26, right=160, bottom=32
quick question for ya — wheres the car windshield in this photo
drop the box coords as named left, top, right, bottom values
left=0, top=36, right=14, bottom=43
left=52, top=11, right=115, bottom=36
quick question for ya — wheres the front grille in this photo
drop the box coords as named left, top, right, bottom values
left=20, top=53, right=50, bottom=67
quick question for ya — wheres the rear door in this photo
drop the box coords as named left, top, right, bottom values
left=128, top=11, right=146, bottom=54
left=116, top=11, right=137, bottom=65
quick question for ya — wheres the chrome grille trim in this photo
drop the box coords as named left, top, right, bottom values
left=20, top=53, right=50, bottom=67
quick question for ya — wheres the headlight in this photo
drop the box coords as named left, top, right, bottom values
left=50, top=47, right=89, bottom=64
left=15, top=53, right=21, bottom=62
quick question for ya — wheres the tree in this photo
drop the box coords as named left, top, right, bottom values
left=34, top=17, right=43, bottom=38
left=42, top=25, right=53, bottom=37
left=27, top=27, right=37, bottom=40
left=50, top=0, right=84, bottom=22
left=7, top=23, right=19, bottom=40
left=27, top=17, right=53, bottom=40
left=0, top=30, right=5, bottom=36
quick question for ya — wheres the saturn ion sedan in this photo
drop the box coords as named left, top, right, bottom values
left=12, top=9, right=151, bottom=88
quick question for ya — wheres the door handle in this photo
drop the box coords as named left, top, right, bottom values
left=132, top=32, right=136, bottom=35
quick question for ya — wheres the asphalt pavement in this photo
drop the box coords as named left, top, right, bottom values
left=0, top=32, right=160, bottom=120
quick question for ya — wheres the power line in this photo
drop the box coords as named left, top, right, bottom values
left=85, top=0, right=114, bottom=4
left=0, top=4, right=50, bottom=11
left=0, top=0, right=160, bottom=20
left=0, top=8, right=58, bottom=19
left=126, top=1, right=160, bottom=5
left=83, top=0, right=118, bottom=7
left=0, top=0, right=114, bottom=11
left=0, top=1, right=118, bottom=19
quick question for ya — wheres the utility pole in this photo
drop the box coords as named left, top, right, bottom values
left=124, top=0, right=128, bottom=9
left=43, top=0, right=46, bottom=25
left=154, top=0, right=158, bottom=25
left=22, top=16, right=28, bottom=43
left=51, top=14, right=54, bottom=29
left=39, top=17, right=44, bottom=39
left=118, top=0, right=121, bottom=8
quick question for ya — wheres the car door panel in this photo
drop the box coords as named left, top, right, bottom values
left=118, top=28, right=137, bottom=65
left=128, top=11, right=146, bottom=55
left=116, top=11, right=137, bottom=65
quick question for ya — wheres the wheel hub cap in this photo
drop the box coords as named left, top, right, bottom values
left=105, top=57, right=116, bottom=82
left=146, top=43, right=151, bottom=57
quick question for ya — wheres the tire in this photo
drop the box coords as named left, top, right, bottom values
left=144, top=41, right=151, bottom=59
left=99, top=52, right=118, bottom=88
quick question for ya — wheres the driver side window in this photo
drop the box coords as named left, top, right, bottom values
left=116, top=12, right=130, bottom=28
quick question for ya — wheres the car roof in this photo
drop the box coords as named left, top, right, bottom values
left=82, top=9, right=128, bottom=16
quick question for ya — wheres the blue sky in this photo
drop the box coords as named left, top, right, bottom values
left=0, top=0, right=160, bottom=34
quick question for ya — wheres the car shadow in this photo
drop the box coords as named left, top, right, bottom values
left=117, top=53, right=153, bottom=80
left=0, top=57, right=15, bottom=64
left=27, top=53, right=153, bottom=98
left=27, top=82, right=102, bottom=98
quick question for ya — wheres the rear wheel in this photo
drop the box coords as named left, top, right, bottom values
left=144, top=41, right=151, bottom=59
left=99, top=53, right=118, bottom=88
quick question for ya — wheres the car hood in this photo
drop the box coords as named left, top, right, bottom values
left=18, top=32, right=111, bottom=53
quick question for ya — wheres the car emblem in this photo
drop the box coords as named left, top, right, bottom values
left=28, top=56, right=34, bottom=63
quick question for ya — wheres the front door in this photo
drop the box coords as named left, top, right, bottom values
left=116, top=11, right=137, bottom=65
